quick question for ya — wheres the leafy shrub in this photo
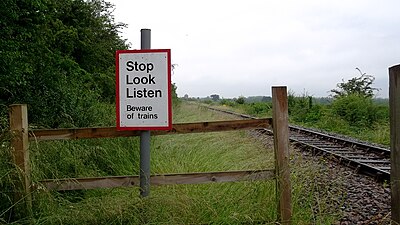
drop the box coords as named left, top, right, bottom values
left=235, top=96, right=245, bottom=104
left=331, top=94, right=382, bottom=128
left=288, top=92, right=322, bottom=123
left=331, top=68, right=379, bottom=98
left=171, top=83, right=180, bottom=108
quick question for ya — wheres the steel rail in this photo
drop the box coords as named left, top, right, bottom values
left=205, top=105, right=390, bottom=181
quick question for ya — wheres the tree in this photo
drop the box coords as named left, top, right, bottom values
left=287, top=90, right=321, bottom=123
left=330, top=68, right=379, bottom=99
left=236, top=96, right=245, bottom=104
left=171, top=83, right=180, bottom=106
left=330, top=68, right=382, bottom=128
left=0, top=0, right=128, bottom=128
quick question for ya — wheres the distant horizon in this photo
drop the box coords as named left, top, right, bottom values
left=180, top=94, right=389, bottom=100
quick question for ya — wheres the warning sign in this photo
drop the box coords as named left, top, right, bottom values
left=116, top=49, right=172, bottom=130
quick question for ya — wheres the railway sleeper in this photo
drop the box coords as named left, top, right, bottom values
left=330, top=152, right=366, bottom=156
left=376, top=166, right=390, bottom=170
left=356, top=159, right=390, bottom=164
left=315, top=147, right=351, bottom=151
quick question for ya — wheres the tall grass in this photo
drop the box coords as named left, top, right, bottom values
left=0, top=132, right=15, bottom=224
left=215, top=98, right=390, bottom=147
left=1, top=102, right=343, bottom=224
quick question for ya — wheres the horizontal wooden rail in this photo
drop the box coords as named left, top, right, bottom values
left=35, top=169, right=275, bottom=191
left=29, top=118, right=272, bottom=141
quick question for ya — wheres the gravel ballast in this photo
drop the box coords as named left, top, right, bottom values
left=249, top=130, right=391, bottom=224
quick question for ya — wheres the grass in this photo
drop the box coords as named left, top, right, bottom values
left=210, top=100, right=391, bottom=147
left=306, top=116, right=390, bottom=147
left=1, top=102, right=343, bottom=224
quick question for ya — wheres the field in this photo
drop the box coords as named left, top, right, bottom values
left=0, top=102, right=346, bottom=224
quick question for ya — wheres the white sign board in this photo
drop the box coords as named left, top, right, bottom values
left=116, top=49, right=172, bottom=130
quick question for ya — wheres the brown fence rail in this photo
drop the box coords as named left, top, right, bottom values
left=29, top=119, right=272, bottom=141
left=36, top=169, right=275, bottom=191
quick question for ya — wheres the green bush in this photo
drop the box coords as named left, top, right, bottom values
left=235, top=96, right=245, bottom=104
left=331, top=94, right=383, bottom=128
left=288, top=92, right=322, bottom=123
left=171, top=83, right=180, bottom=108
left=247, top=102, right=271, bottom=116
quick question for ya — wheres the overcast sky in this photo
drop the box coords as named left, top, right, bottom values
left=109, top=0, right=400, bottom=98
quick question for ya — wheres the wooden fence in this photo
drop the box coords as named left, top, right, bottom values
left=9, top=86, right=292, bottom=224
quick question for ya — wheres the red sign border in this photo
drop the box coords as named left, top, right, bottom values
left=116, top=49, right=172, bottom=131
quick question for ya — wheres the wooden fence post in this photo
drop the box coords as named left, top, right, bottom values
left=9, top=104, right=32, bottom=218
left=390, top=64, right=400, bottom=224
left=272, top=86, right=292, bottom=224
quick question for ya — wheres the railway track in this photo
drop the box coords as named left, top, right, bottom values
left=206, top=106, right=391, bottom=181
